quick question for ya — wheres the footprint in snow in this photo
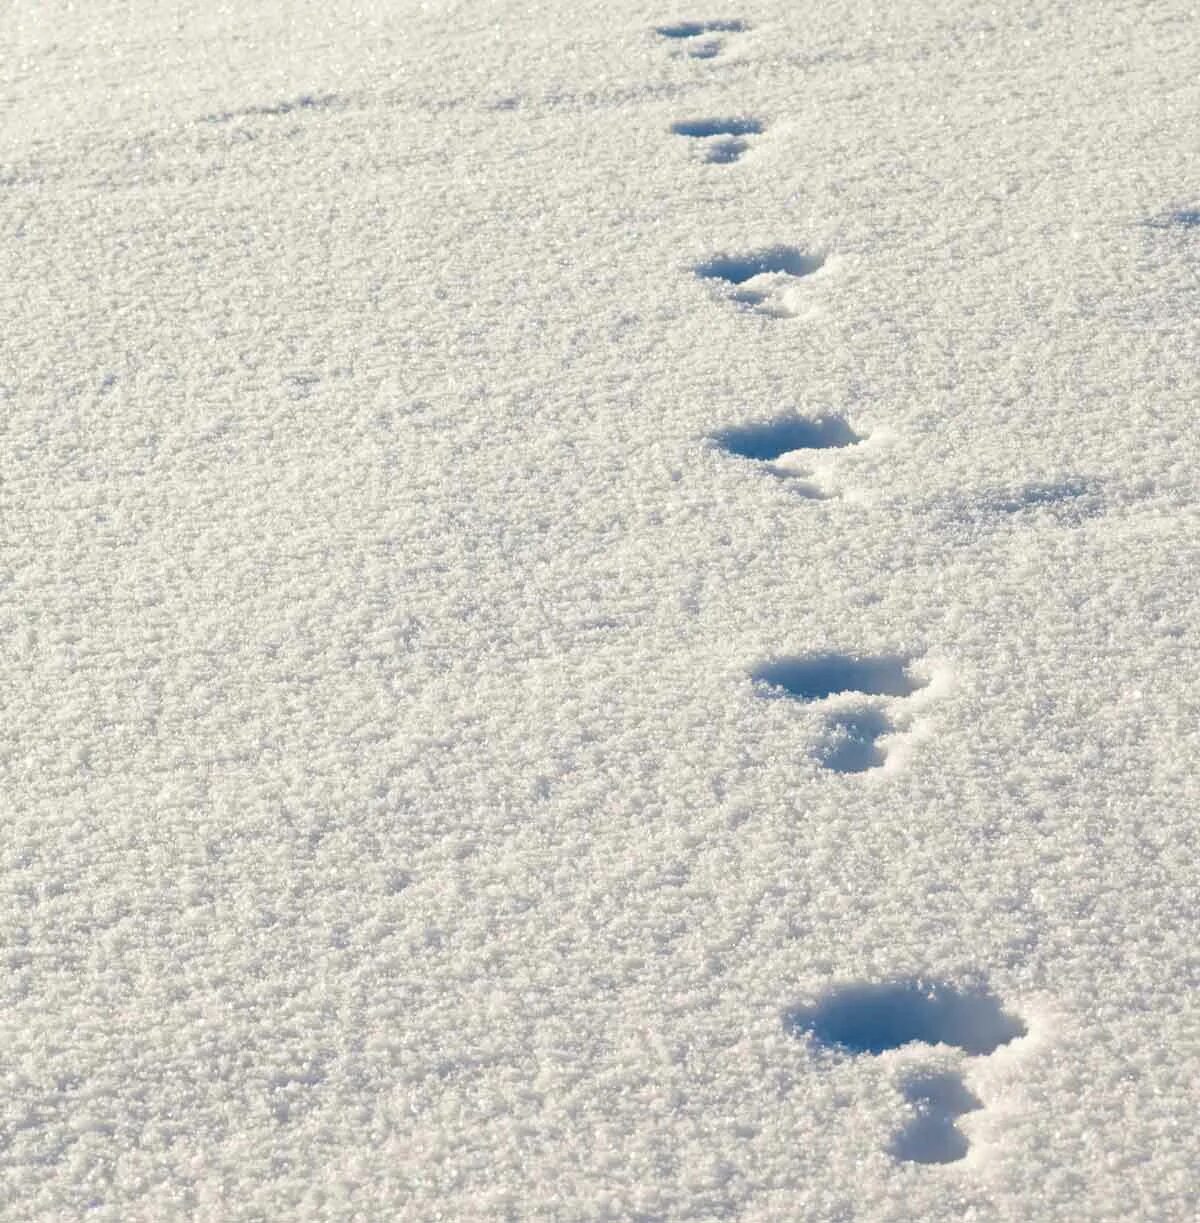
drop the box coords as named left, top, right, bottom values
left=751, top=652, right=930, bottom=774
left=890, top=1072, right=982, bottom=1164
left=202, top=93, right=340, bottom=125
left=656, top=18, right=748, bottom=59
left=1145, top=207, right=1200, bottom=230
left=696, top=246, right=825, bottom=319
left=712, top=412, right=863, bottom=498
left=671, top=117, right=764, bottom=164
left=936, top=478, right=1104, bottom=535
left=784, top=978, right=1026, bottom=1165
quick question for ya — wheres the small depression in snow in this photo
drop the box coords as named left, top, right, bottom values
left=784, top=979, right=1027, bottom=1057
left=696, top=246, right=824, bottom=285
left=890, top=1072, right=982, bottom=1165
left=697, top=247, right=826, bottom=317
left=787, top=981, right=1025, bottom=1166
left=671, top=117, right=763, bottom=139
left=752, top=653, right=921, bottom=703
left=714, top=414, right=861, bottom=461
left=1146, top=208, right=1200, bottom=229
left=672, top=118, right=765, bottom=163
left=706, top=139, right=747, bottom=163
left=204, top=93, right=340, bottom=124
left=816, top=707, right=893, bottom=774
left=656, top=19, right=747, bottom=38
left=985, top=478, right=1099, bottom=519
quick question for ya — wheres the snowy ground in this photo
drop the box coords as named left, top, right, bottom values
left=2, top=1, right=1199, bottom=1218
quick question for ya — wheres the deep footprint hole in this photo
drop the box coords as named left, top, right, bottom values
left=714, top=414, right=861, bottom=461
left=671, top=117, right=763, bottom=138
left=753, top=653, right=921, bottom=702
left=697, top=246, right=825, bottom=284
left=784, top=980, right=1027, bottom=1057
left=656, top=19, right=747, bottom=37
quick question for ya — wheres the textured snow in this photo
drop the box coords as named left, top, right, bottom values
left=2, top=0, right=1199, bottom=1218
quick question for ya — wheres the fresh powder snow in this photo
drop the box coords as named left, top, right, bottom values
left=2, top=1, right=1199, bottom=1219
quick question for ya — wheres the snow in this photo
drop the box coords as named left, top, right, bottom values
left=2, top=0, right=1198, bottom=1217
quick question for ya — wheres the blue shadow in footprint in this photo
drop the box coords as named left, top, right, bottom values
left=890, top=1072, right=982, bottom=1165
left=656, top=19, right=746, bottom=37
left=784, top=979, right=1026, bottom=1057
left=672, top=118, right=764, bottom=163
left=817, top=708, right=892, bottom=774
left=785, top=981, right=1024, bottom=1166
left=714, top=414, right=860, bottom=461
left=671, top=117, right=763, bottom=138
left=696, top=246, right=824, bottom=285
left=753, top=653, right=920, bottom=702
left=982, top=478, right=1100, bottom=521
left=1146, top=208, right=1200, bottom=229
left=706, top=138, right=748, bottom=163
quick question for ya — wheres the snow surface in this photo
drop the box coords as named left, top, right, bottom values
left=2, top=0, right=1199, bottom=1218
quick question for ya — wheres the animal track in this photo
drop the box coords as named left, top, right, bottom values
left=940, top=478, right=1103, bottom=533
left=671, top=117, right=764, bottom=164
left=656, top=18, right=748, bottom=59
left=1147, top=207, right=1200, bottom=229
left=890, top=1072, right=981, bottom=1165
left=712, top=413, right=863, bottom=496
left=986, top=479, right=1097, bottom=515
left=785, top=979, right=1026, bottom=1164
left=655, top=12, right=1002, bottom=1174
left=656, top=18, right=746, bottom=37
left=753, top=653, right=921, bottom=701
left=715, top=414, right=861, bottom=461
left=696, top=246, right=825, bottom=318
left=815, top=708, right=893, bottom=773
left=785, top=979, right=1025, bottom=1056
left=752, top=652, right=927, bottom=774
left=202, top=93, right=340, bottom=125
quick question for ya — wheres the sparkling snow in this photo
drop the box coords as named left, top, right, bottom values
left=2, top=0, right=1199, bottom=1218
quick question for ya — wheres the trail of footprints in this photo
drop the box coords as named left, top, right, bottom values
left=659, top=22, right=763, bottom=162
left=651, top=17, right=1028, bottom=1168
